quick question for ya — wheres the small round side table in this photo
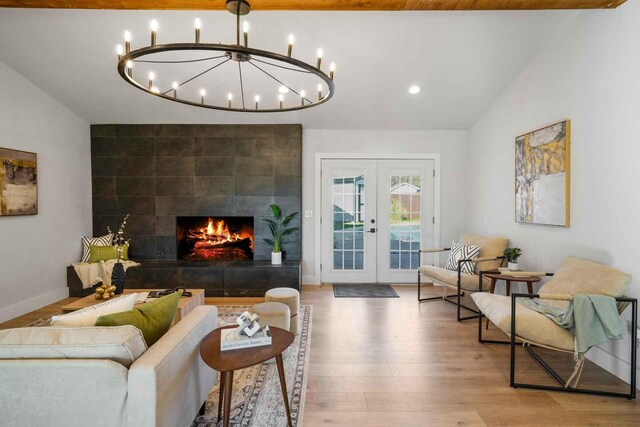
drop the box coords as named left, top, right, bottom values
left=199, top=325, right=295, bottom=427
left=482, top=270, right=542, bottom=329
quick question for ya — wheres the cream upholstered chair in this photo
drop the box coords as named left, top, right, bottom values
left=473, top=256, right=637, bottom=399
left=418, top=234, right=508, bottom=321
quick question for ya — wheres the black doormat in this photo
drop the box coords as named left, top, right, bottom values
left=333, top=284, right=399, bottom=298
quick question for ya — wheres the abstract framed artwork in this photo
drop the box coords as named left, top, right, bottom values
left=0, top=147, right=38, bottom=216
left=515, top=120, right=570, bottom=227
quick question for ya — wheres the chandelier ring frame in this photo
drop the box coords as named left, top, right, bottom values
left=117, top=43, right=335, bottom=113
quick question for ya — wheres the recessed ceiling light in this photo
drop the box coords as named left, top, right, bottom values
left=409, top=85, right=420, bottom=95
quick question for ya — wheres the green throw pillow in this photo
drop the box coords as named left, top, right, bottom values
left=94, top=291, right=181, bottom=346
left=88, top=244, right=129, bottom=263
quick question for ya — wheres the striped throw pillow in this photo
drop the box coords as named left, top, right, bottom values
left=81, top=234, right=113, bottom=263
left=444, top=241, right=481, bottom=274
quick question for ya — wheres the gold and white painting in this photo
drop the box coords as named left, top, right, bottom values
left=515, top=120, right=570, bottom=227
left=0, top=148, right=38, bottom=216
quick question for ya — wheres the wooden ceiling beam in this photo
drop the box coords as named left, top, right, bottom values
left=0, top=0, right=628, bottom=10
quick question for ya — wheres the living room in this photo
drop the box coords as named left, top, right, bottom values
left=0, top=0, right=639, bottom=426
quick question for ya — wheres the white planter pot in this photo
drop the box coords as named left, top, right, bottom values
left=508, top=262, right=519, bottom=270
left=271, top=251, right=282, bottom=265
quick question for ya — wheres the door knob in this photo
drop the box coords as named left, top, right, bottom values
left=366, top=228, right=376, bottom=233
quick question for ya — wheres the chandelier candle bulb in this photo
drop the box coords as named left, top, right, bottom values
left=316, top=48, right=323, bottom=70
left=200, top=89, right=206, bottom=104
left=330, top=62, right=336, bottom=80
left=243, top=21, right=249, bottom=47
left=195, top=18, right=201, bottom=43
left=254, top=94, right=260, bottom=110
left=147, top=71, right=155, bottom=89
left=116, top=44, right=124, bottom=61
left=300, top=89, right=306, bottom=106
left=279, top=93, right=284, bottom=109
left=172, top=81, right=179, bottom=98
left=227, top=92, right=233, bottom=108
left=125, top=60, right=133, bottom=78
left=151, top=87, right=160, bottom=94
left=317, top=83, right=322, bottom=100
left=150, top=19, right=158, bottom=46
left=124, top=31, right=132, bottom=54
left=287, top=34, right=294, bottom=57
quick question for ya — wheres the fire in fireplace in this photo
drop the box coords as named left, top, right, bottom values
left=176, top=216, right=254, bottom=261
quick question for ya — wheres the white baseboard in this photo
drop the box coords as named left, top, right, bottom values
left=302, top=275, right=320, bottom=285
left=0, top=287, right=69, bottom=324
left=587, top=345, right=638, bottom=386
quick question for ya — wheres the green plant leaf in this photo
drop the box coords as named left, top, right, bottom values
left=282, top=212, right=298, bottom=226
left=264, top=238, right=275, bottom=246
left=270, top=204, right=282, bottom=220
left=282, top=227, right=299, bottom=235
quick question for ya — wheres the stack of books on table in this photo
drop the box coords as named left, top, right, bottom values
left=220, top=326, right=272, bottom=351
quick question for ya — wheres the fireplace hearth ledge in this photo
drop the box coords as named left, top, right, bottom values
left=66, top=259, right=301, bottom=298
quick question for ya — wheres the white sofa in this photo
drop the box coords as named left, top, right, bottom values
left=0, top=305, right=218, bottom=427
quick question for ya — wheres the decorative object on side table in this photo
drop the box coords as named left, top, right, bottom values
left=107, top=214, right=131, bottom=294
left=503, top=247, right=522, bottom=270
left=263, top=204, right=299, bottom=265
left=0, top=147, right=37, bottom=216
left=515, top=120, right=570, bottom=227
left=220, top=311, right=272, bottom=351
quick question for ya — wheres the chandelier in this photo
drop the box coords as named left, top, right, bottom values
left=115, top=0, right=336, bottom=113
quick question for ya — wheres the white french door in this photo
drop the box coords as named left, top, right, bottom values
left=321, top=159, right=435, bottom=283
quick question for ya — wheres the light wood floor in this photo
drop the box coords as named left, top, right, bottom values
left=2, top=285, right=639, bottom=426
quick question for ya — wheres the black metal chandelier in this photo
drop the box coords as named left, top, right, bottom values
left=115, top=0, right=336, bottom=113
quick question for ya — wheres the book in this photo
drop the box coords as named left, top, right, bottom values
left=220, top=326, right=272, bottom=351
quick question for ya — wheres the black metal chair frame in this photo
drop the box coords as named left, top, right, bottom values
left=476, top=270, right=638, bottom=399
left=418, top=250, right=505, bottom=322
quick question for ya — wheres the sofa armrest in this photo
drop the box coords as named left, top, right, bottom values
left=128, top=305, right=218, bottom=427
left=420, top=248, right=451, bottom=253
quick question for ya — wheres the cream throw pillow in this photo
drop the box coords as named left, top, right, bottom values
left=51, top=293, right=137, bottom=327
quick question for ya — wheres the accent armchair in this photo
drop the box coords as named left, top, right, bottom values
left=418, top=234, right=508, bottom=321
left=472, top=256, right=637, bottom=399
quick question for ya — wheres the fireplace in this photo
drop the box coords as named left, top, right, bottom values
left=176, top=216, right=254, bottom=261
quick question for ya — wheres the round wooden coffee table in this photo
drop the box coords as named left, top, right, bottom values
left=482, top=269, right=542, bottom=329
left=199, top=325, right=295, bottom=427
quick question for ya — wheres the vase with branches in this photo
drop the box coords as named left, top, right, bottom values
left=263, top=204, right=299, bottom=265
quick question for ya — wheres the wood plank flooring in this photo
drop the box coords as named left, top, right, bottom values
left=1, top=284, right=639, bottom=426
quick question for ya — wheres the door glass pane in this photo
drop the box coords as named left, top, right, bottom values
left=390, top=174, right=422, bottom=270
left=332, top=174, right=365, bottom=271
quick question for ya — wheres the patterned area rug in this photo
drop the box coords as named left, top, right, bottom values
left=192, top=305, right=312, bottom=427
left=25, top=304, right=313, bottom=427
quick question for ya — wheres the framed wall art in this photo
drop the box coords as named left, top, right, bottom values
left=515, top=120, right=570, bottom=227
left=0, top=147, right=38, bottom=216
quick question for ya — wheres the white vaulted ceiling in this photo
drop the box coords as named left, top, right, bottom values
left=0, top=9, right=576, bottom=129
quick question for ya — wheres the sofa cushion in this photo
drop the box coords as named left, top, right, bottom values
left=0, top=325, right=147, bottom=368
left=472, top=293, right=574, bottom=351
left=459, top=234, right=509, bottom=273
left=539, top=256, right=631, bottom=298
left=51, top=293, right=138, bottom=327
left=419, top=265, right=491, bottom=291
left=95, top=291, right=181, bottom=346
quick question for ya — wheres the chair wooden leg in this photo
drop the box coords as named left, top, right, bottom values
left=223, top=370, right=233, bottom=427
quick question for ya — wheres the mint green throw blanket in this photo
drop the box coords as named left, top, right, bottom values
left=517, top=294, right=624, bottom=355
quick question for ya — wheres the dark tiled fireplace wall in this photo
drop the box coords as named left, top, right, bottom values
left=90, top=124, right=302, bottom=261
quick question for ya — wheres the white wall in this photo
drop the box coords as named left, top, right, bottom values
left=302, top=129, right=469, bottom=284
left=467, top=2, right=640, bottom=382
left=0, top=60, right=91, bottom=323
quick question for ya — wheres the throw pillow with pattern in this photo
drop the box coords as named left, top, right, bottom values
left=444, top=241, right=481, bottom=274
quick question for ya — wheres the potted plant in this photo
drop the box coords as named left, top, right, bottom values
left=263, top=204, right=299, bottom=265
left=503, top=247, right=522, bottom=271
